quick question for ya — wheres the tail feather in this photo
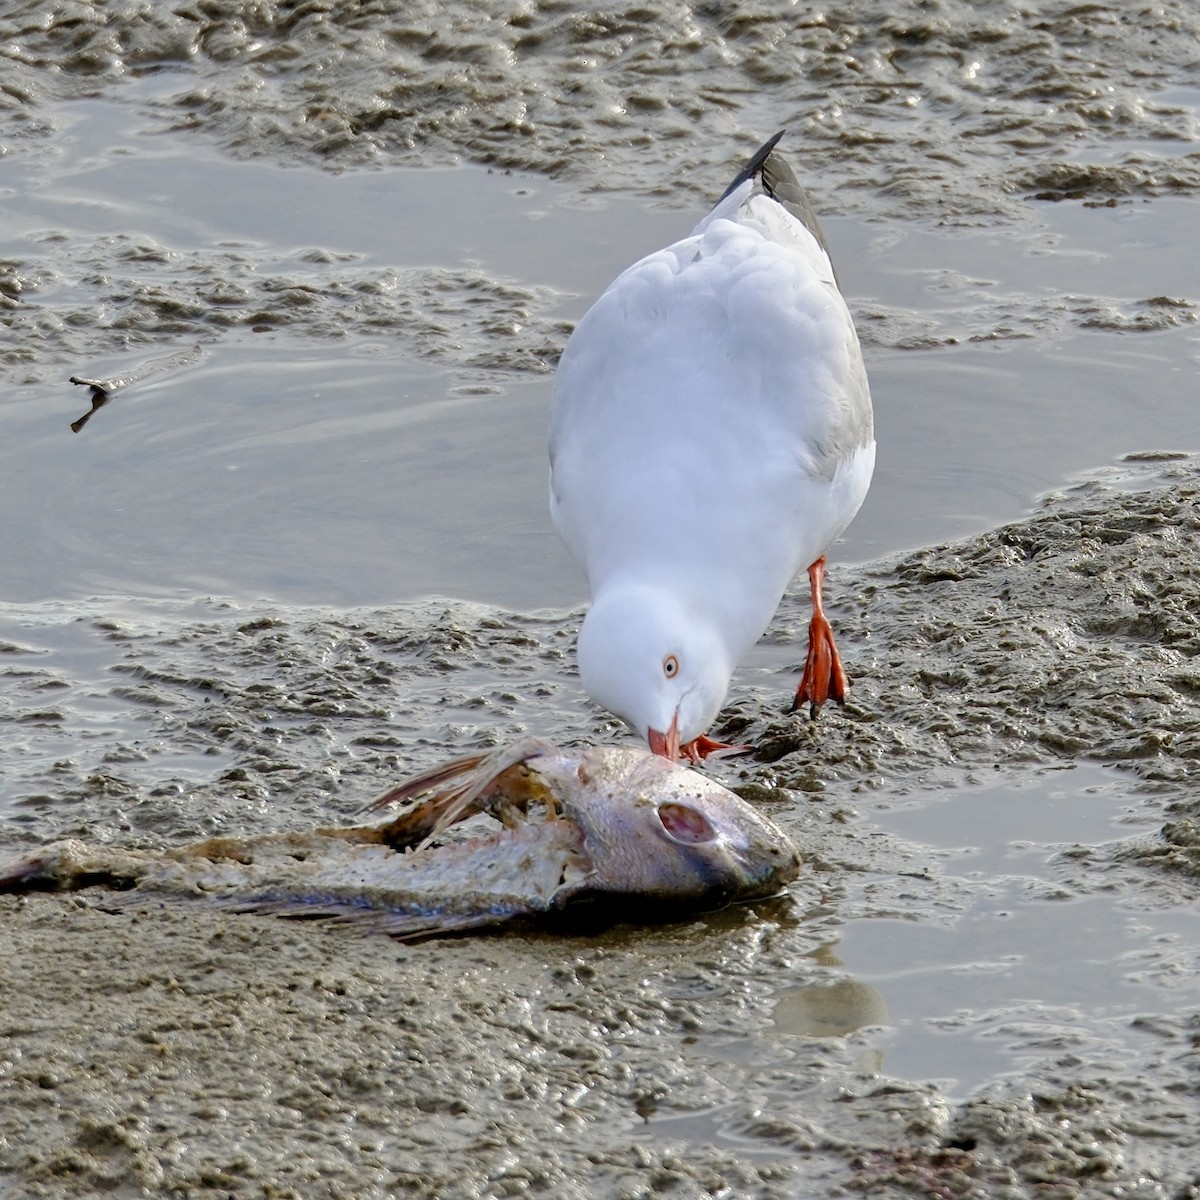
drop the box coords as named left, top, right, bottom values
left=717, top=130, right=786, bottom=202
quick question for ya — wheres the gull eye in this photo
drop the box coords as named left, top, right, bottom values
left=662, top=654, right=680, bottom=679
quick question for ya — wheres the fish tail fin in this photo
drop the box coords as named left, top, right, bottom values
left=0, top=839, right=144, bottom=894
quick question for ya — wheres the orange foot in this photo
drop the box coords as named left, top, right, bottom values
left=651, top=718, right=750, bottom=762
left=789, top=556, right=849, bottom=718
left=678, top=735, right=752, bottom=764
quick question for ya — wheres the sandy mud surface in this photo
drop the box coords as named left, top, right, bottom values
left=2, top=462, right=1199, bottom=1199
left=4, top=0, right=1200, bottom=381
left=2, top=0, right=1199, bottom=1196
left=4, top=0, right=1199, bottom=209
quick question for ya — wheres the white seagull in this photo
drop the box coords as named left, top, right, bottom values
left=549, top=131, right=875, bottom=761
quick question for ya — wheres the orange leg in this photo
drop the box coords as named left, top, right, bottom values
left=790, top=556, right=849, bottom=718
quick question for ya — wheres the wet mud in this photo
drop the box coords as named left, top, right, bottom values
left=3, top=462, right=1199, bottom=1198
left=4, top=0, right=1199, bottom=213
left=5, top=0, right=1200, bottom=386
left=1, top=233, right=567, bottom=385
left=3, top=0, right=1200, bottom=1196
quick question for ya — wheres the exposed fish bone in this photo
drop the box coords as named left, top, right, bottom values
left=0, top=739, right=801, bottom=940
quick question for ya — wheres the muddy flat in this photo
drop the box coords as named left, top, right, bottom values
left=1, top=1, right=1199, bottom=1196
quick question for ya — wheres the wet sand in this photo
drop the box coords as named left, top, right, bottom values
left=3, top=462, right=1200, bottom=1198
left=2, top=0, right=1200, bottom=1196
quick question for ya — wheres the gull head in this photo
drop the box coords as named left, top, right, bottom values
left=577, top=585, right=732, bottom=759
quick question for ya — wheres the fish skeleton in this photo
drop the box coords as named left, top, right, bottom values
left=0, top=739, right=801, bottom=940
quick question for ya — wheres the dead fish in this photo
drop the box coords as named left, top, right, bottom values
left=0, top=738, right=801, bottom=940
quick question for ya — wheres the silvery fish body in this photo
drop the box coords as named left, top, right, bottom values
left=0, top=739, right=801, bottom=940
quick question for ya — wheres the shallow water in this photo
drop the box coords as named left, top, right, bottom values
left=3, top=102, right=1196, bottom=610
left=624, top=761, right=1200, bottom=1163
left=800, top=764, right=1196, bottom=1099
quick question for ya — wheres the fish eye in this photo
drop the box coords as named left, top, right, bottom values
left=662, top=654, right=680, bottom=679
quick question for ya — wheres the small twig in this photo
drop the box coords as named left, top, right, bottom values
left=68, top=344, right=205, bottom=432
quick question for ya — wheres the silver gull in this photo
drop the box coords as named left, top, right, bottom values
left=549, top=132, right=875, bottom=760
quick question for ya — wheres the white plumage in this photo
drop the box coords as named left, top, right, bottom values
left=550, top=132, right=875, bottom=760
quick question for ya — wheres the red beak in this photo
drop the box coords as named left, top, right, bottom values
left=647, top=711, right=681, bottom=760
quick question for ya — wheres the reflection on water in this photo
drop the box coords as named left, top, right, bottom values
left=68, top=382, right=110, bottom=433
left=772, top=941, right=891, bottom=1075
left=774, top=944, right=891, bottom=1040
left=68, top=345, right=207, bottom=432
left=67, top=343, right=206, bottom=436
left=765, top=764, right=1200, bottom=1100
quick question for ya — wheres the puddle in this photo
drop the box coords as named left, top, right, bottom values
left=3, top=100, right=1198, bottom=611
left=1, top=97, right=687, bottom=308
left=770, top=764, right=1198, bottom=1099
left=628, top=764, right=1198, bottom=1161
left=3, top=343, right=569, bottom=607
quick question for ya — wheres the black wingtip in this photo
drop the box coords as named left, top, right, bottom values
left=717, top=129, right=835, bottom=269
left=717, top=130, right=787, bottom=204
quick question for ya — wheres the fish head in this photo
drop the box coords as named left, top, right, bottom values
left=577, top=586, right=732, bottom=759
left=550, top=747, right=801, bottom=908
